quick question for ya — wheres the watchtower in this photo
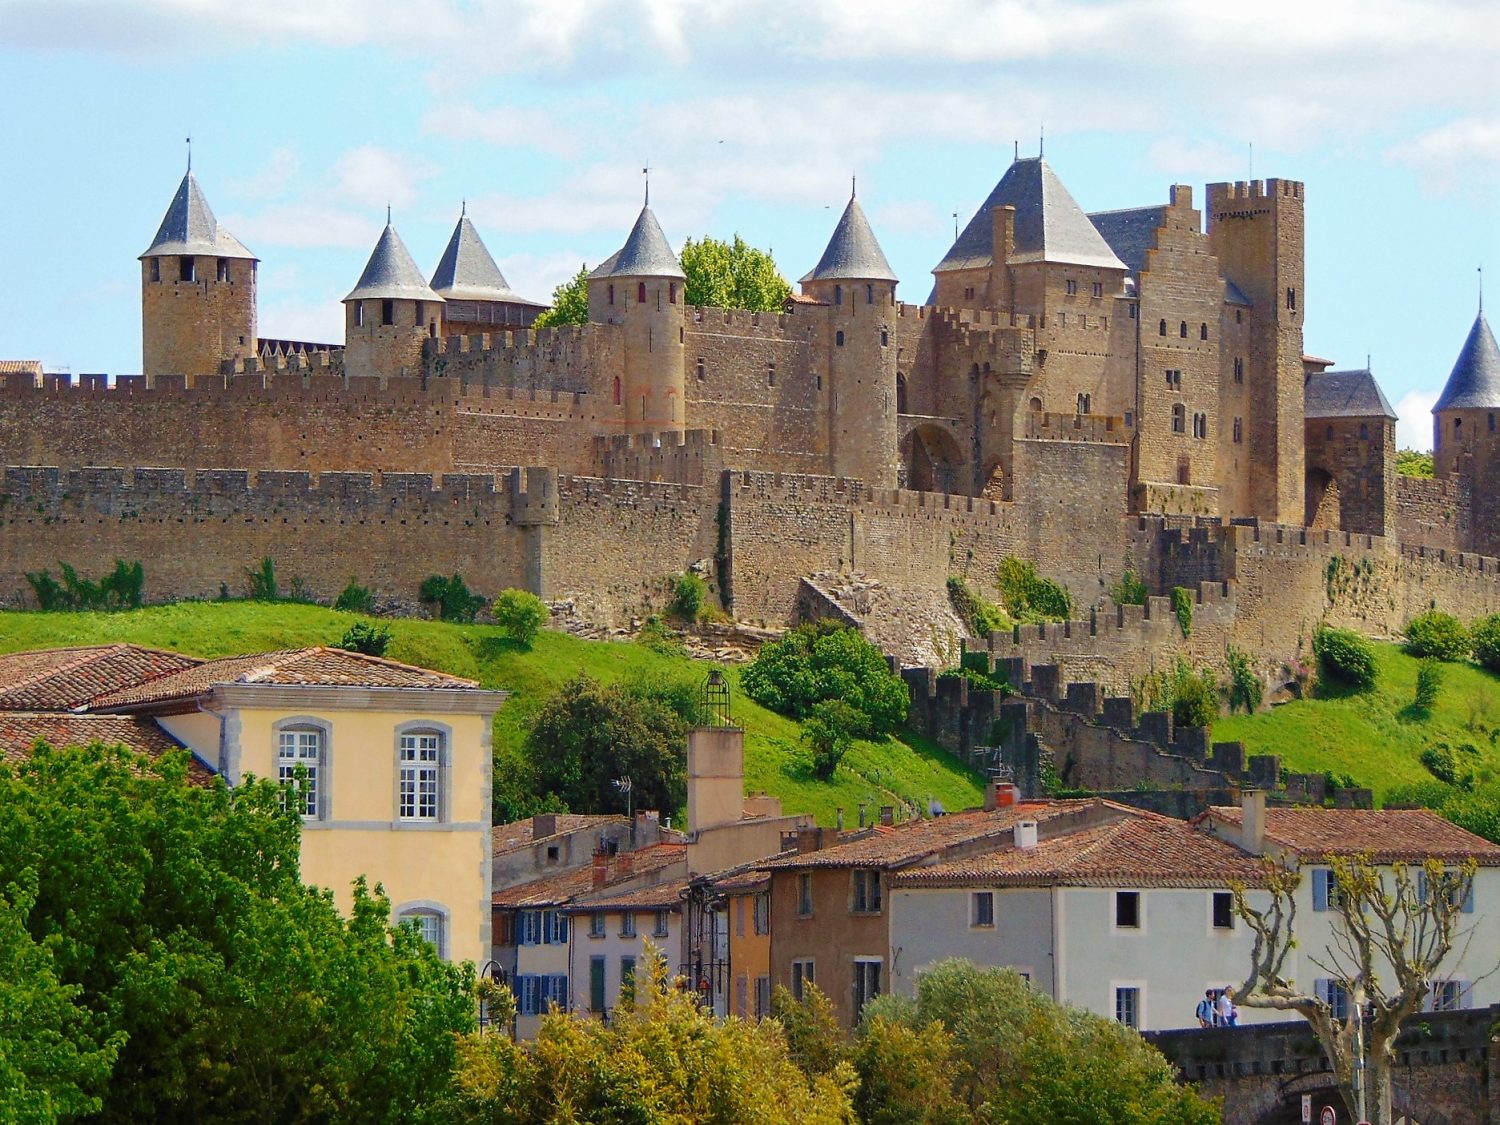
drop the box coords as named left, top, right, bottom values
left=342, top=217, right=444, bottom=383
left=1433, top=309, right=1500, bottom=555
left=139, top=167, right=257, bottom=382
left=586, top=201, right=687, bottom=431
left=800, top=189, right=900, bottom=488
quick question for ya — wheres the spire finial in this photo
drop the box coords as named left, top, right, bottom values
left=1014, top=140, right=1019, bottom=161
left=1039, top=123, right=1044, bottom=158
left=953, top=210, right=959, bottom=240
left=461, top=198, right=466, bottom=218
left=386, top=204, right=391, bottom=225
left=643, top=166, right=650, bottom=207
left=1480, top=265, right=1485, bottom=316
left=185, top=135, right=192, bottom=172
left=851, top=173, right=857, bottom=200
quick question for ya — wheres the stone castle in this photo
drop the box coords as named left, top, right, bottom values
left=3, top=152, right=1499, bottom=671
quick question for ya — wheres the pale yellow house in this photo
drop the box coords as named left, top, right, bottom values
left=0, top=643, right=506, bottom=967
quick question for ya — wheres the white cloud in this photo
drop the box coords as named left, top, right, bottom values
left=1146, top=138, right=1246, bottom=182
left=419, top=102, right=580, bottom=158
left=496, top=250, right=597, bottom=306
left=330, top=145, right=435, bottom=213
left=1395, top=389, right=1437, bottom=451
left=1387, top=116, right=1500, bottom=199
left=875, top=199, right=947, bottom=237
left=241, top=146, right=301, bottom=201
left=224, top=204, right=376, bottom=251
left=257, top=293, right=345, bottom=346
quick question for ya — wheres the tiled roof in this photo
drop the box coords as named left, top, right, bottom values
left=429, top=214, right=545, bottom=306
left=567, top=878, right=689, bottom=912
left=588, top=206, right=684, bottom=280
left=763, top=801, right=1100, bottom=870
left=345, top=223, right=443, bottom=303
left=1434, top=312, right=1500, bottom=412
left=0, top=712, right=215, bottom=785
left=494, top=844, right=687, bottom=907
left=0, top=360, right=43, bottom=378
left=936, top=157, right=1125, bottom=273
left=0, top=644, right=201, bottom=711
left=140, top=170, right=256, bottom=260
left=1305, top=369, right=1398, bottom=420
left=492, top=814, right=628, bottom=856
left=1204, top=807, right=1500, bottom=865
left=800, top=196, right=898, bottom=284
left=91, top=647, right=479, bottom=709
left=896, top=815, right=1271, bottom=889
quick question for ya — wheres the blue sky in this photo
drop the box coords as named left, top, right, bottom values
left=1, top=0, right=1495, bottom=450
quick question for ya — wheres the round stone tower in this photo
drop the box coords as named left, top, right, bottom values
left=343, top=217, right=444, bottom=382
left=140, top=167, right=258, bottom=382
left=1433, top=308, right=1500, bottom=554
left=800, top=190, right=900, bottom=488
left=585, top=202, right=686, bottom=431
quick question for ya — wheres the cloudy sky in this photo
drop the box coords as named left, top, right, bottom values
left=1, top=0, right=1496, bottom=448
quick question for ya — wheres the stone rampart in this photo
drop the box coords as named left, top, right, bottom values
left=1394, top=472, right=1470, bottom=552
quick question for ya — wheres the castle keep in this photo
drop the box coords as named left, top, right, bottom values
left=4, top=153, right=1498, bottom=669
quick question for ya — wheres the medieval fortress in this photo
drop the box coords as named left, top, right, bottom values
left=4, top=153, right=1499, bottom=677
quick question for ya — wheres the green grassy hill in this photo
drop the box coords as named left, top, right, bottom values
left=0, top=603, right=982, bottom=825
left=1213, top=643, right=1500, bottom=803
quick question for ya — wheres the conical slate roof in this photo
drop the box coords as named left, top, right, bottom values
left=140, top=170, right=255, bottom=260
left=800, top=196, right=898, bottom=284
left=430, top=214, right=545, bottom=307
left=1304, top=369, right=1398, bottom=420
left=936, top=157, right=1124, bottom=273
left=1434, top=312, right=1500, bottom=412
left=344, top=223, right=443, bottom=304
left=588, top=205, right=684, bottom=279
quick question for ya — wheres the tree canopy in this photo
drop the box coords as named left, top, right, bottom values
left=741, top=621, right=909, bottom=736
left=533, top=263, right=591, bottom=328
left=0, top=741, right=475, bottom=1123
left=680, top=234, right=792, bottom=311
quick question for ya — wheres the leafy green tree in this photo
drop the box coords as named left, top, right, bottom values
left=1415, top=657, right=1445, bottom=710
left=853, top=1013, right=970, bottom=1125
left=421, top=573, right=487, bottom=623
left=526, top=674, right=697, bottom=815
left=335, top=577, right=375, bottom=613
left=1313, top=625, right=1378, bottom=690
left=680, top=234, right=792, bottom=311
left=1225, top=644, right=1263, bottom=714
left=803, top=698, right=860, bottom=779
left=861, top=959, right=1218, bottom=1124
left=449, top=949, right=855, bottom=1122
left=1396, top=448, right=1434, bottom=478
left=532, top=263, right=590, bottom=327
left=493, top=588, right=549, bottom=647
left=1404, top=610, right=1470, bottom=661
left=669, top=571, right=707, bottom=622
left=741, top=622, right=908, bottom=735
left=0, top=741, right=475, bottom=1122
left=1474, top=613, right=1500, bottom=674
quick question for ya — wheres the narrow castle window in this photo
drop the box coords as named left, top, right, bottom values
left=1490, top=413, right=1496, bottom=433
left=1455, top=418, right=1463, bottom=434
left=669, top=283, right=677, bottom=304
left=150, top=258, right=160, bottom=282
left=1234, top=357, right=1244, bottom=383
left=217, top=258, right=230, bottom=282
left=1233, top=417, right=1243, bottom=443
left=834, top=285, right=843, bottom=306
left=608, top=283, right=615, bottom=306
left=1128, top=303, right=1137, bottom=319
left=1326, top=425, right=1335, bottom=440
left=1199, top=323, right=1208, bottom=340
left=1236, top=309, right=1243, bottom=324
left=1066, top=279, right=1077, bottom=296
left=354, top=302, right=364, bottom=328
left=866, top=284, right=874, bottom=304
left=1092, top=281, right=1104, bottom=298
left=896, top=374, right=907, bottom=413
left=1286, top=288, right=1297, bottom=311
left=1158, top=319, right=1167, bottom=336
left=1124, top=410, right=1133, bottom=427
left=637, top=282, right=646, bottom=304
left=414, top=301, right=424, bottom=327
left=880, top=330, right=888, bottom=347
left=179, top=256, right=196, bottom=283
left=816, top=375, right=823, bottom=391
left=696, top=358, right=705, bottom=381
left=613, top=376, right=621, bottom=406
left=1172, top=404, right=1185, bottom=433
left=836, top=331, right=845, bottom=347
left=1359, top=423, right=1369, bottom=440
left=767, top=360, right=776, bottom=387
left=381, top=300, right=395, bottom=326
left=1179, top=321, right=1188, bottom=338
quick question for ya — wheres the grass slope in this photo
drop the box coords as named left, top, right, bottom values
left=1213, top=643, right=1500, bottom=801
left=0, top=603, right=982, bottom=825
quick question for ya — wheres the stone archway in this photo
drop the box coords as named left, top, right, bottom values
left=900, top=422, right=965, bottom=494
left=1306, top=466, right=1341, bottom=530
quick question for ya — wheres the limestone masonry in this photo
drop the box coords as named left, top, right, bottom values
left=5, top=154, right=1499, bottom=676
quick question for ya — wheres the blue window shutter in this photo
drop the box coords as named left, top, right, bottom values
left=1312, top=870, right=1329, bottom=912
left=1417, top=869, right=1428, bottom=905
left=560, top=915, right=570, bottom=942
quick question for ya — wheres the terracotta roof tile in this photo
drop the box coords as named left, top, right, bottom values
left=91, top=646, right=479, bottom=708
left=763, top=801, right=1102, bottom=870
left=1204, top=806, right=1500, bottom=865
left=493, top=844, right=687, bottom=908
left=0, top=712, right=215, bottom=785
left=0, top=644, right=202, bottom=711
left=568, top=878, right=690, bottom=912
left=897, top=816, right=1271, bottom=889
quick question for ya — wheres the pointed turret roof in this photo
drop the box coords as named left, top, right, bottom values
left=936, top=157, right=1124, bottom=273
left=344, top=222, right=443, bottom=304
left=588, top=205, right=684, bottom=280
left=1305, top=369, right=1398, bottom=420
left=429, top=213, right=545, bottom=307
left=800, top=195, right=897, bottom=284
left=140, top=170, right=255, bottom=260
left=1434, top=312, right=1500, bottom=412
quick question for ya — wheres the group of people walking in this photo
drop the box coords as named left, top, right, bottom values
left=1195, top=986, right=1238, bottom=1028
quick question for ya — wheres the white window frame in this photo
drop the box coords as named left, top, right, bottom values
left=852, top=957, right=883, bottom=1017
left=274, top=717, right=330, bottom=820
left=653, top=909, right=670, bottom=938
left=393, top=900, right=449, bottom=960
left=620, top=912, right=636, bottom=938
left=1429, top=979, right=1472, bottom=1012
left=791, top=958, right=815, bottom=1001
left=1113, top=982, right=1144, bottom=1029
left=972, top=891, right=995, bottom=928
left=589, top=913, right=606, bottom=938
left=394, top=721, right=450, bottom=824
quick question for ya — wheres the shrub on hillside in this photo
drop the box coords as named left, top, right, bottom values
left=24, top=559, right=144, bottom=612
left=947, top=576, right=1011, bottom=639
left=995, top=557, right=1073, bottom=622
left=1225, top=644, right=1263, bottom=714
left=1420, top=744, right=1465, bottom=788
left=803, top=698, right=860, bottom=779
left=337, top=620, right=391, bottom=657
left=493, top=588, right=548, bottom=647
left=1313, top=626, right=1378, bottom=691
left=1472, top=614, right=1500, bottom=674
left=1415, top=658, right=1445, bottom=711
left=1132, top=658, right=1218, bottom=728
left=741, top=622, right=908, bottom=736
left=334, top=578, right=374, bottom=614
left=419, top=574, right=486, bottom=623
left=668, top=572, right=707, bottom=622
left=1404, top=610, right=1470, bottom=661
left=246, top=557, right=278, bottom=601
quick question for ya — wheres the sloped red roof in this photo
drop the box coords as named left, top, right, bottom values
left=567, top=878, right=689, bottom=912
left=0, top=712, right=215, bottom=785
left=0, top=644, right=201, bottom=711
left=91, top=646, right=479, bottom=708
left=492, top=814, right=629, bottom=856
left=493, top=844, right=687, bottom=908
left=1204, top=806, right=1500, bottom=865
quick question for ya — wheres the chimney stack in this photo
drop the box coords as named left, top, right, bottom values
left=592, top=849, right=609, bottom=890
left=985, top=782, right=1020, bottom=811
left=1241, top=790, right=1267, bottom=855
left=1015, top=820, right=1039, bottom=850
left=532, top=812, right=557, bottom=839
left=879, top=805, right=895, bottom=827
